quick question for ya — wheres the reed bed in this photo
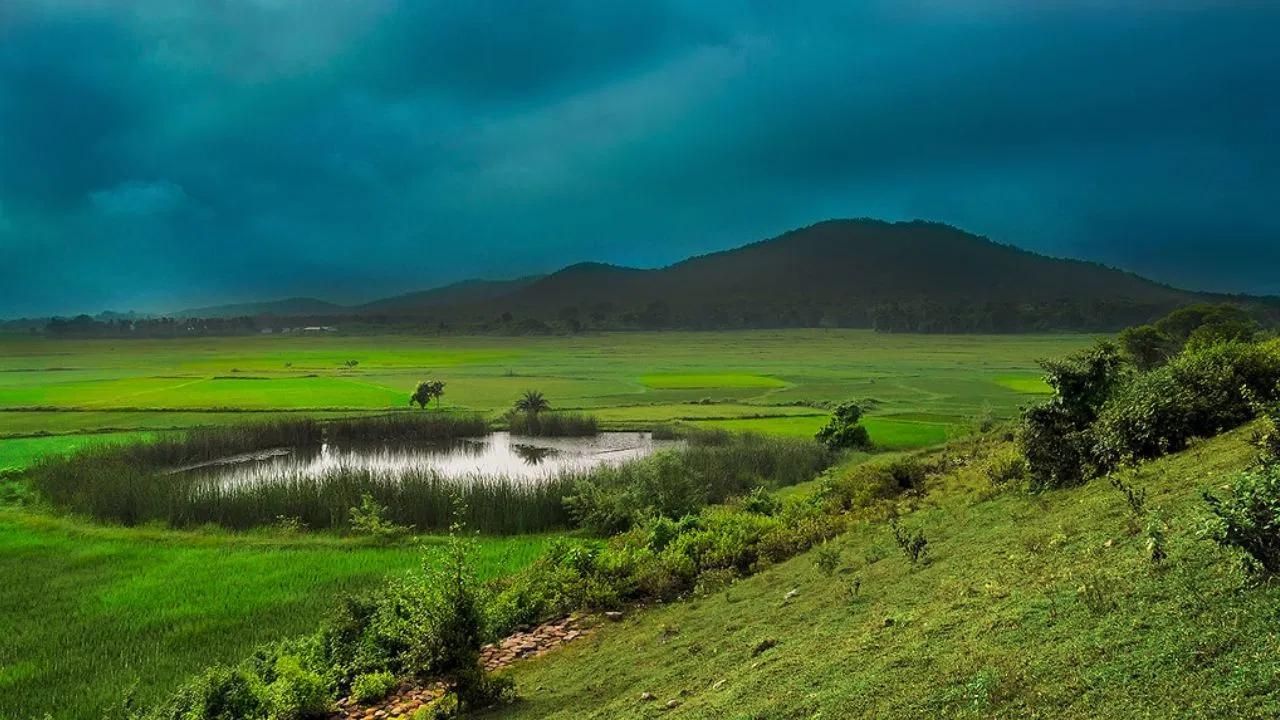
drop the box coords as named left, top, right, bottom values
left=26, top=417, right=830, bottom=536
left=506, top=411, right=599, bottom=437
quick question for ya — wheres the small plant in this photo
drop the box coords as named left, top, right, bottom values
left=741, top=487, right=782, bottom=516
left=348, top=493, right=411, bottom=543
left=1109, top=472, right=1147, bottom=518
left=1146, top=512, right=1169, bottom=565
left=889, top=517, right=928, bottom=564
left=351, top=670, right=397, bottom=704
left=813, top=540, right=841, bottom=576
left=1203, top=465, right=1280, bottom=575
left=344, top=360, right=360, bottom=369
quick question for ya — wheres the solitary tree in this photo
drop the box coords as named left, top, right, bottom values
left=514, top=390, right=550, bottom=415
left=815, top=401, right=872, bottom=450
left=411, top=380, right=446, bottom=408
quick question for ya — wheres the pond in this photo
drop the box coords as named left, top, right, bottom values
left=181, top=431, right=679, bottom=487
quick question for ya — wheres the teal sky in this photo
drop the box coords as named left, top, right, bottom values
left=1, top=1, right=1277, bottom=316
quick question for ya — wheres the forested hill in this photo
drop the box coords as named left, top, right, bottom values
left=461, top=219, right=1200, bottom=332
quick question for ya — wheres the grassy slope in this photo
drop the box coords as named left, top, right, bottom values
left=489, top=429, right=1280, bottom=719
left=0, top=513, right=555, bottom=720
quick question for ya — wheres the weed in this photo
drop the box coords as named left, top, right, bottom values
left=889, top=517, right=929, bottom=564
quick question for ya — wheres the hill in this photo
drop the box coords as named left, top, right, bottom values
left=485, top=427, right=1280, bottom=719
left=456, top=220, right=1199, bottom=331
left=169, top=219, right=1238, bottom=332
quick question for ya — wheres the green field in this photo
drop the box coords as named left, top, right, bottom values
left=0, top=330, right=1090, bottom=461
left=0, top=330, right=1096, bottom=718
left=0, top=512, right=554, bottom=719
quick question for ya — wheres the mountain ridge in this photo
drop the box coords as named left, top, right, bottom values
left=166, top=219, right=1250, bottom=332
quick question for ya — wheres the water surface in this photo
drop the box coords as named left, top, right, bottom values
left=188, top=431, right=677, bottom=486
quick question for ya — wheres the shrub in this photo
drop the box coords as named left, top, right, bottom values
left=1093, top=341, right=1280, bottom=472
left=1020, top=342, right=1125, bottom=490
left=739, top=487, right=782, bottom=516
left=890, top=518, right=928, bottom=564
left=815, top=401, right=873, bottom=450
left=1203, top=465, right=1280, bottom=575
left=984, top=449, right=1026, bottom=486
left=1253, top=401, right=1280, bottom=465
left=142, top=666, right=268, bottom=720
left=817, top=457, right=926, bottom=512
left=350, top=671, right=397, bottom=704
left=261, top=655, right=329, bottom=720
left=348, top=493, right=412, bottom=543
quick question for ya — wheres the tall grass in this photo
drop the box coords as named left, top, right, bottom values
left=27, top=419, right=830, bottom=536
left=324, top=413, right=489, bottom=443
left=506, top=411, right=599, bottom=437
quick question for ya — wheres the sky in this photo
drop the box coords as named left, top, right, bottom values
left=1, top=0, right=1278, bottom=316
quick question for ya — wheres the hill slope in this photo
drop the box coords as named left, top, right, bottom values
left=486, top=428, right=1280, bottom=719
left=174, top=219, right=1222, bottom=332
left=454, top=220, right=1198, bottom=331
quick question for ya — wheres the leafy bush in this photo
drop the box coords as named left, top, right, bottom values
left=1019, top=342, right=1125, bottom=490
left=1093, top=341, right=1280, bottom=472
left=817, top=457, right=926, bottom=512
left=350, top=671, right=397, bottom=704
left=815, top=401, right=872, bottom=450
left=1203, top=465, right=1280, bottom=575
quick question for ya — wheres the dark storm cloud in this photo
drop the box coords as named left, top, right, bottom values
left=1, top=0, right=1277, bottom=316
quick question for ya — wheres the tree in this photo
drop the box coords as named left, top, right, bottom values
left=1117, top=324, right=1172, bottom=370
left=815, top=401, right=873, bottom=450
left=514, top=390, right=550, bottom=415
left=411, top=380, right=446, bottom=408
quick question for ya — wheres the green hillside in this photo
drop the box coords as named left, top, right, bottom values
left=486, top=428, right=1280, bottom=719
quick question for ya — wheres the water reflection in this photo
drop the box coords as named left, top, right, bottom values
left=185, top=431, right=678, bottom=487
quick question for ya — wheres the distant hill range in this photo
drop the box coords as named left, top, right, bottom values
left=173, top=219, right=1270, bottom=333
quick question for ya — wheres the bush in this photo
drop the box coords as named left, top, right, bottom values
left=348, top=493, right=412, bottom=543
left=985, top=449, right=1026, bottom=486
left=817, top=457, right=926, bottom=512
left=1203, top=465, right=1280, bottom=575
left=1093, top=341, right=1280, bottom=472
left=815, top=401, right=873, bottom=450
left=143, top=666, right=269, bottom=720
left=351, top=671, right=397, bottom=704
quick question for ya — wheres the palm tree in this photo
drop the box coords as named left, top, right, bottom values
left=514, top=390, right=550, bottom=415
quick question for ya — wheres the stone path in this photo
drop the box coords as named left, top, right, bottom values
left=333, top=614, right=591, bottom=719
